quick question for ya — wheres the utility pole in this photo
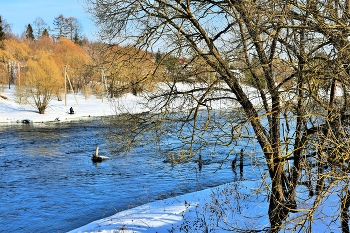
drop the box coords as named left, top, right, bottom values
left=64, top=65, right=78, bottom=105
left=101, top=68, right=107, bottom=102
left=8, top=60, right=11, bottom=89
left=17, top=61, right=21, bottom=103
left=64, top=66, right=67, bottom=106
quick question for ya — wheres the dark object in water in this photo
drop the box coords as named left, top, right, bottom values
left=232, top=149, right=244, bottom=177
left=17, top=119, right=31, bottom=124
left=92, top=155, right=103, bottom=162
left=239, top=149, right=244, bottom=177
left=231, top=157, right=237, bottom=170
left=91, top=146, right=109, bottom=162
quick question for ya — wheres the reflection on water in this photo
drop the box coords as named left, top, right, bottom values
left=0, top=119, right=260, bottom=233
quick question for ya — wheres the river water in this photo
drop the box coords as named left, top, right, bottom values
left=0, top=118, right=261, bottom=233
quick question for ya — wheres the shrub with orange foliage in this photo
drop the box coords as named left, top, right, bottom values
left=100, top=45, right=158, bottom=97
left=54, top=37, right=92, bottom=91
left=23, top=51, right=63, bottom=114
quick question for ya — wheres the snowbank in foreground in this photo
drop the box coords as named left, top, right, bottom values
left=68, top=182, right=269, bottom=233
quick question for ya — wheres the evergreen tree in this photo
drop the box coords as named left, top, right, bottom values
left=0, top=16, right=6, bottom=49
left=155, top=49, right=162, bottom=64
left=73, top=30, right=81, bottom=45
left=25, top=24, right=34, bottom=40
left=41, top=28, right=49, bottom=38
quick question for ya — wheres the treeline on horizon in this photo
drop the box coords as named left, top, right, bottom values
left=0, top=14, right=167, bottom=113
left=0, top=14, right=229, bottom=92
left=0, top=14, right=218, bottom=114
left=0, top=14, right=90, bottom=44
left=0, top=14, right=247, bottom=114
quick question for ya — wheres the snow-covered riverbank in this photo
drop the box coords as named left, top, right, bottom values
left=0, top=87, right=142, bottom=124
left=68, top=181, right=269, bottom=233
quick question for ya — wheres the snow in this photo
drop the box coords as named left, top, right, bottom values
left=68, top=182, right=270, bottom=233
left=0, top=87, right=144, bottom=124
left=0, top=82, right=263, bottom=124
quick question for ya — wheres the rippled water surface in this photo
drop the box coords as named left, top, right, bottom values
left=0, top=119, right=261, bottom=233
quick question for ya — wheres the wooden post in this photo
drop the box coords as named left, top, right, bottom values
left=8, top=60, right=11, bottom=89
left=240, top=149, right=244, bottom=177
left=198, top=154, right=202, bottom=171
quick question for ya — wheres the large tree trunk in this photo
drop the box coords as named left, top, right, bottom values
left=269, top=176, right=286, bottom=232
left=341, top=187, right=350, bottom=233
left=268, top=158, right=295, bottom=232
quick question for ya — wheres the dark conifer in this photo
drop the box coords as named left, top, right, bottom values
left=42, top=28, right=49, bottom=37
left=25, top=24, right=35, bottom=40
left=0, top=16, right=6, bottom=49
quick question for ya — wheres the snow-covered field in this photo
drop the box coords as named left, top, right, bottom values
left=0, top=87, right=143, bottom=123
left=0, top=82, right=261, bottom=124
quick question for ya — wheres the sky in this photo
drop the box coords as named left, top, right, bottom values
left=1, top=0, right=98, bottom=40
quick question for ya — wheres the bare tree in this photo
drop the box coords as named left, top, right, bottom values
left=33, top=17, right=48, bottom=40
left=53, top=14, right=69, bottom=39
left=66, top=17, right=82, bottom=41
left=52, top=15, right=84, bottom=43
left=87, top=0, right=350, bottom=232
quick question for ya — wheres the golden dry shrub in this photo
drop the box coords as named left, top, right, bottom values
left=23, top=51, right=63, bottom=114
left=54, top=37, right=92, bottom=92
left=28, top=35, right=55, bottom=53
left=1, top=39, right=31, bottom=92
left=5, top=38, right=31, bottom=61
left=102, top=45, right=158, bottom=97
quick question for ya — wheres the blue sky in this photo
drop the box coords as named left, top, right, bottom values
left=1, top=0, right=97, bottom=40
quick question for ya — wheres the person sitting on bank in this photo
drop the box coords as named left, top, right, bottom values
left=69, top=107, right=74, bottom=114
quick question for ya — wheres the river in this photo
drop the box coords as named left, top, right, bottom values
left=0, top=118, right=261, bottom=232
